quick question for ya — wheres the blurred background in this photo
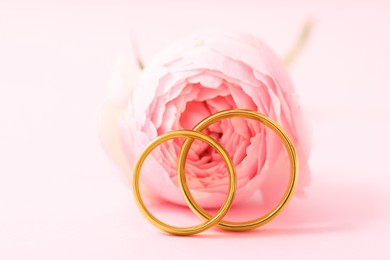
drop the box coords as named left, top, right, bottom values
left=1, top=1, right=389, bottom=259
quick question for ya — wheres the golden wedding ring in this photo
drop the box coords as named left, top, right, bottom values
left=132, top=109, right=298, bottom=235
left=132, top=130, right=236, bottom=236
left=179, top=109, right=298, bottom=231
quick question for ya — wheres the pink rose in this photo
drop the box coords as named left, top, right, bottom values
left=100, top=30, right=311, bottom=209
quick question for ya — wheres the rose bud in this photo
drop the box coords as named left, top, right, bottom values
left=100, top=30, right=311, bottom=209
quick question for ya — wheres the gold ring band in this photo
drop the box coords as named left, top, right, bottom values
left=132, top=130, right=237, bottom=236
left=178, top=109, right=298, bottom=231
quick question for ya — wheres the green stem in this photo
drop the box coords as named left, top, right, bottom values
left=131, top=33, right=144, bottom=70
left=283, top=18, right=314, bottom=67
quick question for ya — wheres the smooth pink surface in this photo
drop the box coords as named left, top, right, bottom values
left=1, top=1, right=390, bottom=259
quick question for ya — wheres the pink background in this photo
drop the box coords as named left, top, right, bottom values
left=1, top=1, right=390, bottom=259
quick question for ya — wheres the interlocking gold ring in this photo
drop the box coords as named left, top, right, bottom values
left=132, top=130, right=237, bottom=236
left=132, top=109, right=298, bottom=235
left=178, top=109, right=298, bottom=231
